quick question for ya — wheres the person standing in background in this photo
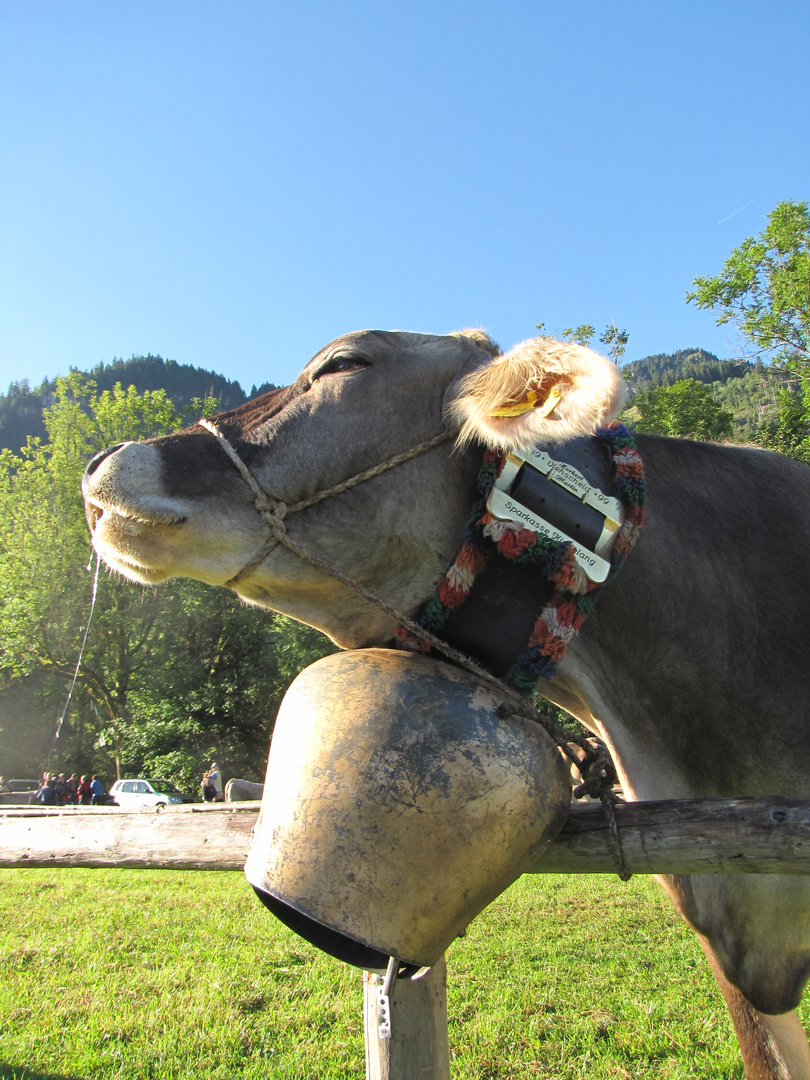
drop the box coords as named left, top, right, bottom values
left=207, top=762, right=224, bottom=801
left=201, top=770, right=216, bottom=802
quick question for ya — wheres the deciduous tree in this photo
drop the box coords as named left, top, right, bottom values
left=628, top=379, right=733, bottom=441
left=686, top=199, right=810, bottom=365
left=599, top=322, right=629, bottom=365
left=0, top=377, right=333, bottom=789
left=687, top=200, right=810, bottom=460
left=539, top=320, right=629, bottom=363
left=561, top=324, right=596, bottom=347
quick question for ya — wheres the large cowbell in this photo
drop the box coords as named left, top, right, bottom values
left=245, top=649, right=571, bottom=970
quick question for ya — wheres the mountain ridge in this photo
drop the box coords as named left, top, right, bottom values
left=0, top=354, right=277, bottom=454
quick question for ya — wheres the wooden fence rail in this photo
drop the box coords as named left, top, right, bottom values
left=2, top=797, right=809, bottom=876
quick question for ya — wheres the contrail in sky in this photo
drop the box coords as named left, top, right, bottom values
left=718, top=196, right=763, bottom=225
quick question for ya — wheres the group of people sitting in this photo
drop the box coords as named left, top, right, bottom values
left=34, top=772, right=109, bottom=806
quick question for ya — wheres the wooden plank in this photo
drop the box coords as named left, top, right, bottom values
left=0, top=802, right=260, bottom=870
left=364, top=957, right=450, bottom=1080
left=530, top=797, right=810, bottom=876
left=1, top=798, right=809, bottom=876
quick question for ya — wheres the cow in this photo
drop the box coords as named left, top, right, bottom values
left=224, top=778, right=264, bottom=802
left=82, top=328, right=810, bottom=1080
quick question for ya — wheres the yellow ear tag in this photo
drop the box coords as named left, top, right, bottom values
left=489, top=384, right=562, bottom=419
left=535, top=383, right=563, bottom=418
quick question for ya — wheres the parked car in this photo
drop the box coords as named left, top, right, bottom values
left=108, top=778, right=188, bottom=808
left=0, top=779, right=39, bottom=805
left=7, top=779, right=39, bottom=793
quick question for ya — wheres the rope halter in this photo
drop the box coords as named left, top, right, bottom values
left=198, top=418, right=454, bottom=587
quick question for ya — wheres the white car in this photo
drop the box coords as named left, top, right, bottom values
left=109, top=778, right=187, bottom=807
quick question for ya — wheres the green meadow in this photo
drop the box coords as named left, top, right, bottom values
left=1, top=868, right=795, bottom=1079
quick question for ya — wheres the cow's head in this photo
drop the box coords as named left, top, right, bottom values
left=82, top=330, right=625, bottom=647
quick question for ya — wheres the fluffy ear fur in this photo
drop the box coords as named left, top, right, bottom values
left=448, top=336, right=628, bottom=449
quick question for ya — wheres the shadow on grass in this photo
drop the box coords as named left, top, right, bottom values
left=0, top=1067, right=85, bottom=1080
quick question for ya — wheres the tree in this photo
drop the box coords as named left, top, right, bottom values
left=561, top=324, right=596, bottom=347
left=120, top=587, right=332, bottom=792
left=687, top=200, right=810, bottom=460
left=599, top=322, right=629, bottom=365
left=0, top=376, right=334, bottom=789
left=628, top=379, right=733, bottom=441
left=758, top=382, right=810, bottom=462
left=686, top=200, right=810, bottom=366
left=540, top=320, right=629, bottom=363
left=0, top=376, right=184, bottom=773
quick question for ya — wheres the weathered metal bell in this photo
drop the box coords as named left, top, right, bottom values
left=245, top=649, right=570, bottom=969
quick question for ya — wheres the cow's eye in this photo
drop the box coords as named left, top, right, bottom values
left=311, top=355, right=367, bottom=382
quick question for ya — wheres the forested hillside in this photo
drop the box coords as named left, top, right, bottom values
left=0, top=354, right=277, bottom=453
left=621, top=348, right=791, bottom=442
left=621, top=348, right=749, bottom=390
left=3, top=346, right=790, bottom=453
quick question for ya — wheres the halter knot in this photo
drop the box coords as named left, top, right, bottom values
left=253, top=491, right=275, bottom=512
left=259, top=503, right=288, bottom=538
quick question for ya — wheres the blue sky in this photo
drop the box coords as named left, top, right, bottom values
left=2, top=1, right=808, bottom=393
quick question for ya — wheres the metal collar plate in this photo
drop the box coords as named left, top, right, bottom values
left=486, top=445, right=624, bottom=583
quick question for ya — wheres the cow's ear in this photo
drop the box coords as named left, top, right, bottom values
left=448, top=328, right=502, bottom=357
left=448, top=336, right=628, bottom=449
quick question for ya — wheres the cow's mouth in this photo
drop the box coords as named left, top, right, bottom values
left=86, top=499, right=190, bottom=584
left=86, top=500, right=188, bottom=534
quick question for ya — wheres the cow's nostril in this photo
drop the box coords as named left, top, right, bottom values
left=83, top=444, right=125, bottom=482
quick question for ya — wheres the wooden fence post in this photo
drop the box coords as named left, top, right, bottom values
left=364, top=955, right=450, bottom=1080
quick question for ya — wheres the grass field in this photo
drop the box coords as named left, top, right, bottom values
left=1, top=867, right=800, bottom=1079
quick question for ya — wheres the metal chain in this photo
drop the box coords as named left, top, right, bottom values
left=199, top=418, right=631, bottom=880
